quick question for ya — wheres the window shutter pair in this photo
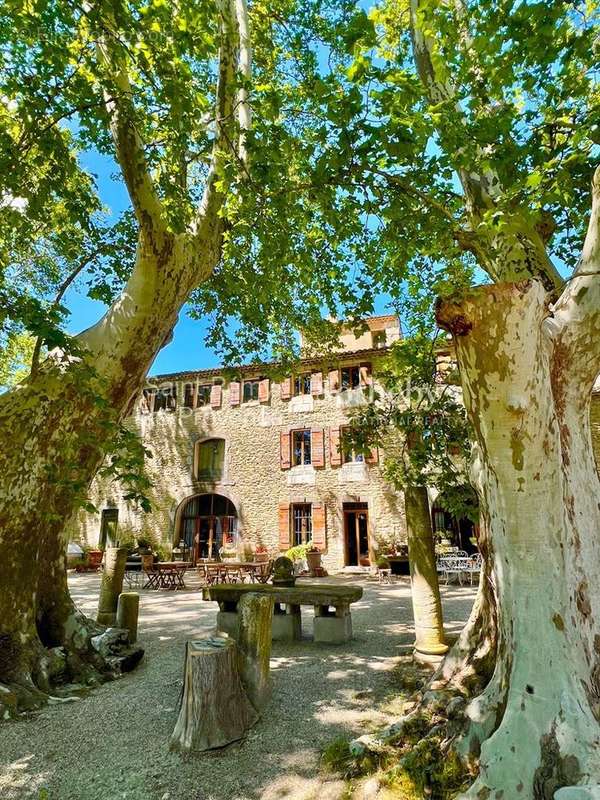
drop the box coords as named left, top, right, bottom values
left=329, top=369, right=340, bottom=393
left=311, top=371, right=323, bottom=396
left=280, top=377, right=292, bottom=400
left=311, top=502, right=326, bottom=550
left=229, top=381, right=241, bottom=406
left=329, top=426, right=342, bottom=466
left=258, top=378, right=270, bottom=402
left=278, top=503, right=291, bottom=549
left=210, top=385, right=222, bottom=409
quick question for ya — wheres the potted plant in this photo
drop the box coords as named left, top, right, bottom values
left=136, top=536, right=152, bottom=554
left=306, top=542, right=322, bottom=572
left=255, top=545, right=269, bottom=563
left=219, top=546, right=238, bottom=563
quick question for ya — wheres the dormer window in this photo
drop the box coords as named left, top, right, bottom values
left=372, top=330, right=386, bottom=348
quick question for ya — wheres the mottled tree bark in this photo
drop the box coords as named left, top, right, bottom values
left=438, top=276, right=600, bottom=797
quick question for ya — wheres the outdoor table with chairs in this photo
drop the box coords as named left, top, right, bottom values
left=436, top=551, right=482, bottom=586
left=143, top=561, right=189, bottom=590
left=198, top=559, right=272, bottom=586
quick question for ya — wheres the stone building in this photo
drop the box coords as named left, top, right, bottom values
left=76, top=315, right=600, bottom=572
left=79, top=315, right=407, bottom=572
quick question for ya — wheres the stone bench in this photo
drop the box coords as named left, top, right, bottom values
left=203, top=583, right=363, bottom=644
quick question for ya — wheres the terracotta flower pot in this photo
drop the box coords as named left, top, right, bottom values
left=306, top=551, right=322, bottom=571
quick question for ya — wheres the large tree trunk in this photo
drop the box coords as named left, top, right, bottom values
left=437, top=279, right=600, bottom=798
left=0, top=233, right=202, bottom=714
left=404, top=484, right=448, bottom=657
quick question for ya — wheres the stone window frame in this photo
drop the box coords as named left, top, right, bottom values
left=193, top=436, right=228, bottom=483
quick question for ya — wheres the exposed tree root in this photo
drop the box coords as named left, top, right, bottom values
left=0, top=607, right=143, bottom=720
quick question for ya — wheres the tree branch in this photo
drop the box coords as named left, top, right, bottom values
left=551, top=166, right=600, bottom=390
left=236, top=0, right=251, bottom=167
left=95, top=20, right=164, bottom=230
left=192, top=0, right=239, bottom=241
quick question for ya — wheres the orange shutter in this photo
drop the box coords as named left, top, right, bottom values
left=210, top=384, right=222, bottom=409
left=311, top=428, right=325, bottom=468
left=280, top=430, right=291, bottom=469
left=311, top=502, right=326, bottom=550
left=280, top=376, right=292, bottom=400
left=258, top=378, right=270, bottom=402
left=359, top=363, right=372, bottom=386
left=329, top=426, right=342, bottom=466
left=229, top=381, right=241, bottom=406
left=366, top=446, right=379, bottom=464
left=328, top=368, right=340, bottom=393
left=278, top=503, right=291, bottom=549
left=311, top=371, right=323, bottom=396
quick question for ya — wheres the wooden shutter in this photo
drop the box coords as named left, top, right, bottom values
left=258, top=378, right=270, bottom=402
left=329, top=426, right=342, bottom=466
left=280, top=376, right=292, bottom=400
left=280, top=430, right=291, bottom=469
left=366, top=446, right=379, bottom=464
left=229, top=381, right=241, bottom=406
left=311, top=502, right=326, bottom=550
left=311, top=371, right=323, bottom=396
left=311, top=428, right=325, bottom=468
left=210, top=384, right=222, bottom=409
left=278, top=503, right=291, bottom=550
left=328, top=368, right=340, bottom=393
left=359, top=363, right=373, bottom=386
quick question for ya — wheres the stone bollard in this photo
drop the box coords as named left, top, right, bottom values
left=237, top=592, right=274, bottom=712
left=97, top=547, right=128, bottom=625
left=116, top=592, right=140, bottom=644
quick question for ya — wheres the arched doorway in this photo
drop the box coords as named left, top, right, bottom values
left=179, top=494, right=238, bottom=563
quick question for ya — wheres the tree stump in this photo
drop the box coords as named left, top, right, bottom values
left=97, top=547, right=128, bottom=625
left=116, top=592, right=140, bottom=643
left=170, top=637, right=258, bottom=754
left=237, top=592, right=273, bottom=711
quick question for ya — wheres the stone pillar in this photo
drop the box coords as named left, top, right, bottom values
left=97, top=547, right=128, bottom=626
left=313, top=603, right=353, bottom=644
left=237, top=592, right=274, bottom=711
left=116, top=592, right=140, bottom=643
left=272, top=602, right=301, bottom=641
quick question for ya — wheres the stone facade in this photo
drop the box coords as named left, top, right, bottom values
left=75, top=322, right=600, bottom=572
left=77, top=316, right=406, bottom=571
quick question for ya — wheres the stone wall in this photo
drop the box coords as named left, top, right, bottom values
left=77, top=355, right=406, bottom=571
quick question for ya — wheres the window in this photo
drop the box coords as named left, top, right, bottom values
left=294, top=373, right=311, bottom=396
left=183, top=383, right=195, bottom=409
left=243, top=379, right=260, bottom=402
left=99, top=508, right=118, bottom=549
left=196, top=384, right=212, bottom=406
left=341, top=427, right=365, bottom=464
left=142, top=388, right=156, bottom=413
left=196, top=439, right=225, bottom=481
left=292, top=429, right=311, bottom=466
left=341, top=365, right=361, bottom=390
left=292, top=503, right=312, bottom=546
left=372, top=330, right=386, bottom=348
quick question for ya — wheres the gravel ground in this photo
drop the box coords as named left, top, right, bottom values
left=0, top=572, right=476, bottom=800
